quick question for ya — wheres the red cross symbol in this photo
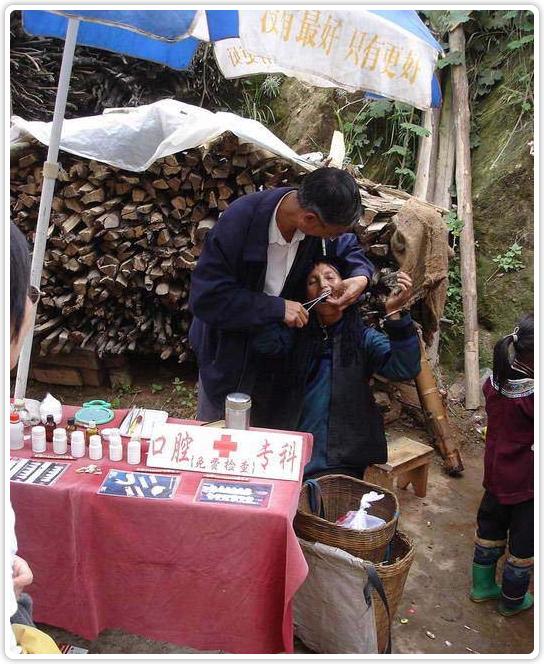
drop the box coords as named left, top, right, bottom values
left=213, top=434, right=238, bottom=458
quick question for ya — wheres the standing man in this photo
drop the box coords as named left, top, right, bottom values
left=188, top=167, right=374, bottom=422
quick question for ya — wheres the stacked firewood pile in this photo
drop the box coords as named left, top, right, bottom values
left=11, top=134, right=447, bottom=368
left=10, top=12, right=235, bottom=121
left=10, top=134, right=308, bottom=362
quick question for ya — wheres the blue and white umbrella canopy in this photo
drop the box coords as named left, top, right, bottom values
left=23, top=9, right=442, bottom=109
left=14, top=8, right=442, bottom=397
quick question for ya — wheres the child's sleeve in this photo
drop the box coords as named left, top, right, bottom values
left=251, top=323, right=295, bottom=357
left=363, top=314, right=421, bottom=380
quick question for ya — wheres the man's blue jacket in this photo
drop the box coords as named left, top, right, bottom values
left=188, top=187, right=375, bottom=410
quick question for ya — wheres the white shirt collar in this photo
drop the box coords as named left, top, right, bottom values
left=269, top=193, right=305, bottom=246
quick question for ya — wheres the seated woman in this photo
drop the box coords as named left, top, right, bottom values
left=252, top=259, right=421, bottom=479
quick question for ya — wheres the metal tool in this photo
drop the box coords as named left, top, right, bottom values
left=302, top=288, right=332, bottom=312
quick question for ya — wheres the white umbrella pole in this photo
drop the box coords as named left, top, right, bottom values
left=14, top=18, right=80, bottom=399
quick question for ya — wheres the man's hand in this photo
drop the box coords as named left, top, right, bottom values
left=12, top=555, right=33, bottom=598
left=283, top=300, right=309, bottom=328
left=384, top=272, right=413, bottom=319
left=326, top=275, right=369, bottom=310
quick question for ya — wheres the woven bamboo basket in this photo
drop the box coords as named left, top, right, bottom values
left=294, top=474, right=399, bottom=562
left=372, top=531, right=415, bottom=654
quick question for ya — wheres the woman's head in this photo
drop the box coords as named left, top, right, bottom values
left=304, top=260, right=346, bottom=319
left=10, top=222, right=33, bottom=369
left=493, top=313, right=534, bottom=394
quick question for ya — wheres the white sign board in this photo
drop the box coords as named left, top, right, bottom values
left=224, top=10, right=439, bottom=110
left=147, top=424, right=304, bottom=482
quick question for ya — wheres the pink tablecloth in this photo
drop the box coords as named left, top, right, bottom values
left=10, top=406, right=312, bottom=653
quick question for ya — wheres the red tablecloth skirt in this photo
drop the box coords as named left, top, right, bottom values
left=10, top=407, right=312, bottom=653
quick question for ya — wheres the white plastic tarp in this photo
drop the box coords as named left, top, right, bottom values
left=10, top=98, right=312, bottom=173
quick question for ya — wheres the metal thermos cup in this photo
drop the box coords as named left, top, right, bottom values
left=225, top=393, right=251, bottom=430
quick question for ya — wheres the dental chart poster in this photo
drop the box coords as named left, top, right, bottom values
left=10, top=458, right=69, bottom=487
left=98, top=469, right=180, bottom=500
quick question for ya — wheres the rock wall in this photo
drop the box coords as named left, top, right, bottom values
left=470, top=56, right=534, bottom=367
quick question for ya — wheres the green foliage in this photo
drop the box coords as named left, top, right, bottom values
left=507, top=34, right=534, bottom=51
left=394, top=167, right=416, bottom=182
left=436, top=50, right=465, bottom=69
left=400, top=122, right=431, bottom=138
left=116, top=382, right=139, bottom=396
left=492, top=243, right=525, bottom=273
left=385, top=145, right=409, bottom=157
left=238, top=75, right=282, bottom=126
left=151, top=383, right=164, bottom=394
left=442, top=258, right=464, bottom=349
left=422, top=10, right=473, bottom=36
left=336, top=99, right=428, bottom=191
left=171, top=378, right=196, bottom=409
left=446, top=211, right=464, bottom=247
left=475, top=68, right=503, bottom=97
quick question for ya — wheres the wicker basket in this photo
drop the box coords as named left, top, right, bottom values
left=373, top=531, right=415, bottom=654
left=294, top=474, right=399, bottom=562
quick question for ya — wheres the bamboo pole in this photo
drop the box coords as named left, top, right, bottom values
left=450, top=25, right=480, bottom=410
left=415, top=335, right=464, bottom=475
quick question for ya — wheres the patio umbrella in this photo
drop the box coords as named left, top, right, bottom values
left=14, top=9, right=442, bottom=397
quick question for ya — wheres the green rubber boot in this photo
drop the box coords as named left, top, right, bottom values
left=498, top=592, right=534, bottom=617
left=470, top=563, right=501, bottom=602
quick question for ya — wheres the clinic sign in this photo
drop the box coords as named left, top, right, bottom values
left=147, top=424, right=304, bottom=481
left=214, top=9, right=439, bottom=110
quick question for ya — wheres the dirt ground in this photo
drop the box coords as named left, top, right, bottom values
left=19, top=368, right=534, bottom=656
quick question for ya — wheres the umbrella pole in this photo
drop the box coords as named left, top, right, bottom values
left=14, top=18, right=80, bottom=399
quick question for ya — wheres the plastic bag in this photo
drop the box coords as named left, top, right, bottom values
left=336, top=491, right=386, bottom=531
left=39, top=393, right=63, bottom=425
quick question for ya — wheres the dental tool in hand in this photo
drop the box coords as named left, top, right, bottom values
left=303, top=288, right=332, bottom=311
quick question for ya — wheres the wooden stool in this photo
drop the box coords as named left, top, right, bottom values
left=364, top=436, right=433, bottom=498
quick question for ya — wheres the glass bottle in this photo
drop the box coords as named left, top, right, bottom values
left=45, top=414, right=56, bottom=443
left=66, top=417, right=76, bottom=445
left=85, top=420, right=99, bottom=446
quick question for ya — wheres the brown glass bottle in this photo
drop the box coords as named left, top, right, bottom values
left=44, top=414, right=56, bottom=443
left=66, top=417, right=76, bottom=445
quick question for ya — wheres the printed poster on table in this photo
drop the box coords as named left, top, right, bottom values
left=147, top=424, right=303, bottom=481
left=195, top=479, right=273, bottom=509
left=10, top=458, right=68, bottom=487
left=97, top=469, right=179, bottom=500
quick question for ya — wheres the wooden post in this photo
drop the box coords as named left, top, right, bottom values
left=432, top=72, right=456, bottom=210
left=413, top=108, right=440, bottom=202
left=427, top=70, right=455, bottom=366
left=450, top=25, right=480, bottom=410
left=413, top=106, right=441, bottom=366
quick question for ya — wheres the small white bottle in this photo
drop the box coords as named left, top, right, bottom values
left=70, top=430, right=86, bottom=458
left=88, top=434, right=103, bottom=461
left=31, top=425, right=47, bottom=453
left=108, top=433, right=123, bottom=462
left=10, top=413, right=24, bottom=450
left=127, top=436, right=141, bottom=465
left=52, top=428, right=68, bottom=455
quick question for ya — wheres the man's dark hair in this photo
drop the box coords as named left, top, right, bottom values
left=10, top=222, right=31, bottom=341
left=297, top=167, right=363, bottom=227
